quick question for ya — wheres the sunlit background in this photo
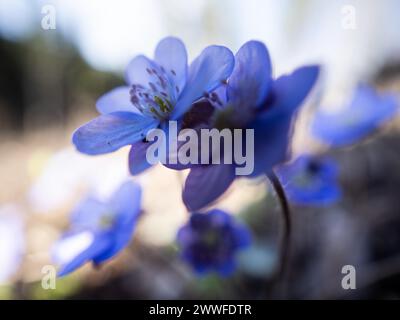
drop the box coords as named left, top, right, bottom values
left=1, top=0, right=400, bottom=299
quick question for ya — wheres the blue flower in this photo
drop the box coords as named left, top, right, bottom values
left=52, top=181, right=142, bottom=276
left=311, top=85, right=398, bottom=147
left=276, top=155, right=341, bottom=206
left=177, top=209, right=251, bottom=276
left=72, top=37, right=234, bottom=175
left=181, top=40, right=320, bottom=211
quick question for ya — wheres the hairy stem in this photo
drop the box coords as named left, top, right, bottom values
left=268, top=171, right=292, bottom=280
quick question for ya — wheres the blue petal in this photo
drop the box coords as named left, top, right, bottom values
left=125, top=54, right=158, bottom=87
left=72, top=112, right=158, bottom=155
left=261, top=65, right=320, bottom=119
left=110, top=180, right=142, bottom=225
left=71, top=198, right=110, bottom=230
left=233, top=224, right=252, bottom=249
left=154, top=37, right=188, bottom=93
left=93, top=182, right=142, bottom=264
left=128, top=141, right=154, bottom=175
left=183, top=164, right=236, bottom=211
left=216, top=258, right=236, bottom=276
left=96, top=86, right=139, bottom=114
left=312, top=85, right=398, bottom=147
left=249, top=113, right=294, bottom=176
left=56, top=232, right=112, bottom=277
left=171, top=45, right=234, bottom=120
left=92, top=227, right=134, bottom=264
left=227, top=40, right=272, bottom=108
left=276, top=155, right=342, bottom=206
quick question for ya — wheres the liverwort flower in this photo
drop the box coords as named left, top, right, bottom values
left=52, top=181, right=142, bottom=276
left=177, top=209, right=251, bottom=276
left=181, top=40, right=320, bottom=211
left=311, top=85, right=398, bottom=147
left=0, top=205, right=25, bottom=284
left=276, top=155, right=341, bottom=206
left=72, top=37, right=234, bottom=175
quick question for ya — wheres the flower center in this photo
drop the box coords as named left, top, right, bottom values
left=98, top=211, right=116, bottom=229
left=129, top=66, right=178, bottom=121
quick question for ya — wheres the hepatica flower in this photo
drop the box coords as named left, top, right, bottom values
left=72, top=37, right=234, bottom=174
left=177, top=209, right=251, bottom=276
left=52, top=181, right=141, bottom=276
left=276, top=155, right=341, bottom=206
left=182, top=40, right=320, bottom=211
left=312, top=85, right=398, bottom=147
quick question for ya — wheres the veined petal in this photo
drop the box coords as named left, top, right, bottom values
left=154, top=37, right=188, bottom=92
left=96, top=86, right=139, bottom=114
left=125, top=55, right=158, bottom=87
left=183, top=164, right=235, bottom=211
left=171, top=45, right=234, bottom=120
left=128, top=141, right=155, bottom=175
left=227, top=41, right=272, bottom=108
left=72, top=112, right=158, bottom=155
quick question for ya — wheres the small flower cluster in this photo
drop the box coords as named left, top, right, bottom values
left=52, top=37, right=398, bottom=277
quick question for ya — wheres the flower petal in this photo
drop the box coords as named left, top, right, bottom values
left=227, top=41, right=272, bottom=108
left=183, top=164, right=235, bottom=211
left=171, top=45, right=234, bottom=120
left=71, top=198, right=110, bottom=230
left=72, top=112, right=158, bottom=155
left=128, top=141, right=155, bottom=175
left=311, top=85, right=398, bottom=146
left=96, top=86, right=139, bottom=114
left=265, top=65, right=320, bottom=117
left=154, top=37, right=188, bottom=92
left=54, top=231, right=111, bottom=277
left=250, top=113, right=294, bottom=176
left=110, top=181, right=142, bottom=225
left=98, top=181, right=142, bottom=264
left=125, top=54, right=158, bottom=86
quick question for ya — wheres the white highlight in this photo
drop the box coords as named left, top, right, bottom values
left=52, top=231, right=94, bottom=265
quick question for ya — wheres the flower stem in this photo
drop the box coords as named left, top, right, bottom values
left=268, top=170, right=292, bottom=280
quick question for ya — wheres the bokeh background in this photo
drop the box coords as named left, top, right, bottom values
left=1, top=0, right=400, bottom=299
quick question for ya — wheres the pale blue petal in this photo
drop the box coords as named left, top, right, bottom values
left=227, top=40, right=272, bottom=108
left=96, top=86, right=139, bottom=114
left=171, top=45, right=234, bottom=120
left=154, top=37, right=188, bottom=92
left=72, top=112, right=158, bottom=155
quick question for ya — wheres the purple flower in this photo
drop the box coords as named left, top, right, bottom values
left=276, top=155, right=341, bottom=206
left=311, top=85, right=398, bottom=147
left=72, top=37, right=234, bottom=175
left=177, top=209, right=251, bottom=276
left=181, top=40, right=320, bottom=211
left=52, top=181, right=142, bottom=276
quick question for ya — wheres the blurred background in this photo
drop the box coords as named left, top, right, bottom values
left=1, top=0, right=400, bottom=299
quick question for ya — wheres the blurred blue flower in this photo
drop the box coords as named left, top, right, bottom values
left=181, top=40, right=320, bottom=211
left=312, top=85, right=398, bottom=147
left=52, top=181, right=142, bottom=276
left=276, top=155, right=341, bottom=206
left=72, top=37, right=234, bottom=175
left=177, top=209, right=251, bottom=276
